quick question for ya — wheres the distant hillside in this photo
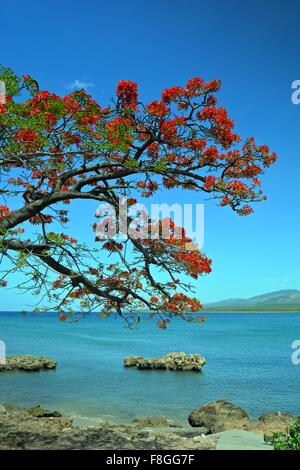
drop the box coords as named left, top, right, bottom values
left=203, top=289, right=300, bottom=312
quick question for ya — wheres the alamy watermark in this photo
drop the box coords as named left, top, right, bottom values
left=291, top=340, right=300, bottom=365
left=0, top=80, right=6, bottom=105
left=291, top=80, right=300, bottom=105
left=0, top=340, right=6, bottom=365
left=95, top=198, right=205, bottom=249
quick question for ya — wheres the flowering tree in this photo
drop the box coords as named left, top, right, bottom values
left=0, top=67, right=276, bottom=326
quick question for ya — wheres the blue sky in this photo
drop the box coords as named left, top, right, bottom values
left=1, top=0, right=300, bottom=309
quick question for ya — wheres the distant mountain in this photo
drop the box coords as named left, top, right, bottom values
left=203, top=289, right=300, bottom=311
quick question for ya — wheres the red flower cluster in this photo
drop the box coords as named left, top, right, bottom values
left=204, top=79, right=221, bottom=92
left=61, top=234, right=78, bottom=244
left=16, top=128, right=38, bottom=143
left=174, top=250, right=212, bottom=279
left=198, top=106, right=239, bottom=148
left=116, top=80, right=138, bottom=109
left=236, top=205, right=254, bottom=216
left=146, top=100, right=170, bottom=117
left=185, top=138, right=206, bottom=151
left=136, top=180, right=158, bottom=197
left=0, top=103, right=7, bottom=115
left=103, top=241, right=123, bottom=252
left=161, top=77, right=220, bottom=105
left=29, top=214, right=53, bottom=225
left=202, top=146, right=219, bottom=162
left=107, top=116, right=133, bottom=146
left=204, top=175, right=217, bottom=189
left=220, top=196, right=231, bottom=206
left=227, top=180, right=249, bottom=196
left=162, top=293, right=202, bottom=313
left=162, top=177, right=179, bottom=189
left=186, top=77, right=204, bottom=90
left=0, top=205, right=10, bottom=220
left=161, top=86, right=183, bottom=104
left=52, top=275, right=66, bottom=289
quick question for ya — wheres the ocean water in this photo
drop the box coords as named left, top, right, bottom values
left=0, top=312, right=299, bottom=424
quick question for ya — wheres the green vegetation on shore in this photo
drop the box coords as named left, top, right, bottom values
left=267, top=419, right=300, bottom=450
left=203, top=289, right=300, bottom=312
left=202, top=305, right=300, bottom=312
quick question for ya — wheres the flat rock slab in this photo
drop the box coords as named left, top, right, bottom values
left=215, top=429, right=274, bottom=450
left=124, top=352, right=206, bottom=371
left=0, top=356, right=57, bottom=372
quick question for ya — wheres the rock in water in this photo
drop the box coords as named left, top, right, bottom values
left=188, top=400, right=250, bottom=433
left=0, top=356, right=57, bottom=372
left=123, top=352, right=206, bottom=371
left=123, top=356, right=144, bottom=367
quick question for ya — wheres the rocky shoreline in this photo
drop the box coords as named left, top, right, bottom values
left=0, top=355, right=298, bottom=449
left=0, top=400, right=298, bottom=450
left=0, top=403, right=217, bottom=450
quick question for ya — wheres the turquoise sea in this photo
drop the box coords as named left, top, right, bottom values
left=0, top=312, right=299, bottom=424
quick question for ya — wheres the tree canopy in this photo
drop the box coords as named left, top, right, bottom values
left=0, top=67, right=276, bottom=326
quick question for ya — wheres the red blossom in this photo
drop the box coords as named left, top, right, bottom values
left=16, top=128, right=38, bottom=143
left=161, top=86, right=183, bottom=104
left=0, top=205, right=10, bottom=219
left=61, top=234, right=78, bottom=244
left=146, top=100, right=170, bottom=117
left=116, top=80, right=138, bottom=109
left=203, top=175, right=217, bottom=189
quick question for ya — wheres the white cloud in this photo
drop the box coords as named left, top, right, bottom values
left=67, top=79, right=94, bottom=91
left=279, top=277, right=296, bottom=284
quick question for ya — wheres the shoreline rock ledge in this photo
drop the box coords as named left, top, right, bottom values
left=0, top=356, right=57, bottom=372
left=0, top=403, right=217, bottom=450
left=124, top=352, right=206, bottom=371
left=188, top=399, right=299, bottom=435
